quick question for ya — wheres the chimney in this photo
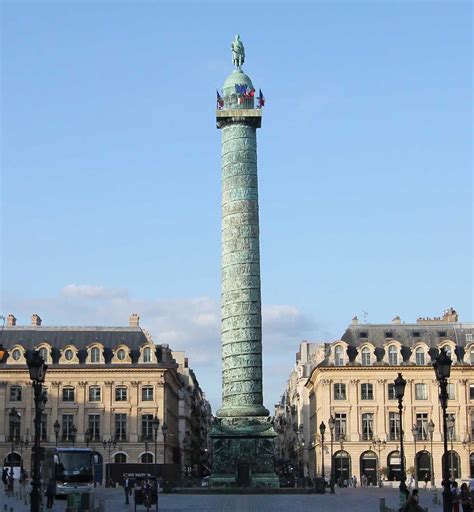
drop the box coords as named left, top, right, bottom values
left=31, top=314, right=42, bottom=326
left=351, top=316, right=359, bottom=325
left=129, top=313, right=140, bottom=327
left=392, top=316, right=401, bottom=324
left=7, top=314, right=16, bottom=327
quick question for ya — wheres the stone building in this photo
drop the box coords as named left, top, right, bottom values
left=0, top=313, right=211, bottom=484
left=274, top=342, right=323, bottom=481
left=282, top=309, right=474, bottom=485
left=173, top=351, right=212, bottom=479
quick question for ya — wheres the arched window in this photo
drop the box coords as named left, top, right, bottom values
left=415, top=348, right=425, bottom=366
left=39, top=347, right=48, bottom=362
left=140, top=453, right=153, bottom=463
left=361, top=348, right=371, bottom=366
left=114, top=453, right=127, bottom=463
left=334, top=346, right=344, bottom=366
left=143, top=347, right=152, bottom=363
left=470, top=349, right=474, bottom=365
left=388, top=346, right=398, bottom=365
left=3, top=452, right=22, bottom=467
left=91, top=347, right=100, bottom=363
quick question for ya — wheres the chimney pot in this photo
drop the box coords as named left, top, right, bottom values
left=392, top=316, right=401, bottom=324
left=351, top=316, right=359, bottom=325
left=31, top=314, right=42, bottom=326
left=129, top=313, right=140, bottom=327
left=7, top=314, right=16, bottom=327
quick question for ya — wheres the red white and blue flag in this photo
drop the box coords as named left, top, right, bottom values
left=216, top=90, right=224, bottom=109
left=258, top=89, right=265, bottom=108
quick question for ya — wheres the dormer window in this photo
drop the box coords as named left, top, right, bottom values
left=361, top=347, right=371, bottom=366
left=12, top=349, right=21, bottom=361
left=413, top=332, right=420, bottom=338
left=91, top=347, right=100, bottom=363
left=117, top=349, right=126, bottom=361
left=359, top=332, right=368, bottom=339
left=39, top=347, right=48, bottom=362
left=438, top=331, right=447, bottom=338
left=385, top=332, right=393, bottom=339
left=143, top=347, right=151, bottom=363
left=334, top=346, right=344, bottom=366
left=415, top=348, right=425, bottom=365
left=388, top=345, right=398, bottom=365
left=65, top=349, right=74, bottom=361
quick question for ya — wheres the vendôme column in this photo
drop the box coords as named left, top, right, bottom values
left=210, top=35, right=278, bottom=488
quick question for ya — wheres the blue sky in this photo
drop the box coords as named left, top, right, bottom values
left=1, top=1, right=472, bottom=411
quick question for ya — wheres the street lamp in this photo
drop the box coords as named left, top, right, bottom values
left=394, top=373, right=407, bottom=505
left=411, top=425, right=418, bottom=488
left=152, top=415, right=160, bottom=509
left=26, top=349, right=48, bottom=512
left=328, top=415, right=335, bottom=494
left=372, top=437, right=387, bottom=487
left=446, top=416, right=455, bottom=480
left=319, top=421, right=326, bottom=483
left=162, top=422, right=168, bottom=489
left=338, top=433, right=345, bottom=486
left=428, top=420, right=435, bottom=487
left=53, top=420, right=60, bottom=447
left=433, top=347, right=453, bottom=512
left=103, top=438, right=116, bottom=487
left=9, top=408, right=20, bottom=493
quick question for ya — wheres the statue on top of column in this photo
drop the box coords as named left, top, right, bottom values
left=231, top=35, right=245, bottom=69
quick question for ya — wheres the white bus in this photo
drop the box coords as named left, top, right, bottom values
left=42, top=447, right=97, bottom=496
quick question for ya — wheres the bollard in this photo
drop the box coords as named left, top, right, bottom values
left=379, top=497, right=385, bottom=512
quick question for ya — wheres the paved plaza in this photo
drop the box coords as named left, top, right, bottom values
left=1, top=487, right=443, bottom=512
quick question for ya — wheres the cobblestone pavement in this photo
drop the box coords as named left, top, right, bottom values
left=1, top=486, right=444, bottom=512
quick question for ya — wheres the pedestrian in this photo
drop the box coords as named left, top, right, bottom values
left=424, top=472, right=429, bottom=489
left=452, top=481, right=461, bottom=512
left=353, top=475, right=357, bottom=488
left=1, top=467, right=8, bottom=492
left=45, top=478, right=56, bottom=509
left=460, top=482, right=473, bottom=512
left=123, top=475, right=131, bottom=505
left=404, top=489, right=424, bottom=512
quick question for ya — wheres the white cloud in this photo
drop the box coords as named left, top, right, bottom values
left=60, top=284, right=128, bottom=300
left=3, top=285, right=325, bottom=412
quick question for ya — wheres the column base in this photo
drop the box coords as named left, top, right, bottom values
left=209, top=415, right=279, bottom=488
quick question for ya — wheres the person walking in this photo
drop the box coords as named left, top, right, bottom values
left=123, top=476, right=131, bottom=505
left=1, top=467, right=8, bottom=492
left=404, top=489, right=424, bottom=512
left=452, top=481, right=461, bottom=512
left=45, top=478, right=56, bottom=509
left=460, top=482, right=472, bottom=512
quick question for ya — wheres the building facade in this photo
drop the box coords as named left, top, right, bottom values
left=283, top=309, right=474, bottom=485
left=0, top=313, right=211, bottom=485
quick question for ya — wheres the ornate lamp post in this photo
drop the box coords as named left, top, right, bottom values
left=411, top=425, right=418, bottom=488
left=433, top=347, right=453, bottom=512
left=9, top=407, right=20, bottom=492
left=102, top=438, right=116, bottom=487
left=394, top=373, right=407, bottom=507
left=372, top=437, right=387, bottom=487
left=319, top=421, right=326, bottom=484
left=152, top=415, right=160, bottom=508
left=53, top=420, right=60, bottom=447
left=446, top=416, right=455, bottom=480
left=428, top=419, right=435, bottom=487
left=26, top=349, right=48, bottom=512
left=162, top=422, right=168, bottom=487
left=328, top=415, right=335, bottom=494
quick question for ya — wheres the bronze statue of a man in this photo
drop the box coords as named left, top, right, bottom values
left=231, top=34, right=245, bottom=69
